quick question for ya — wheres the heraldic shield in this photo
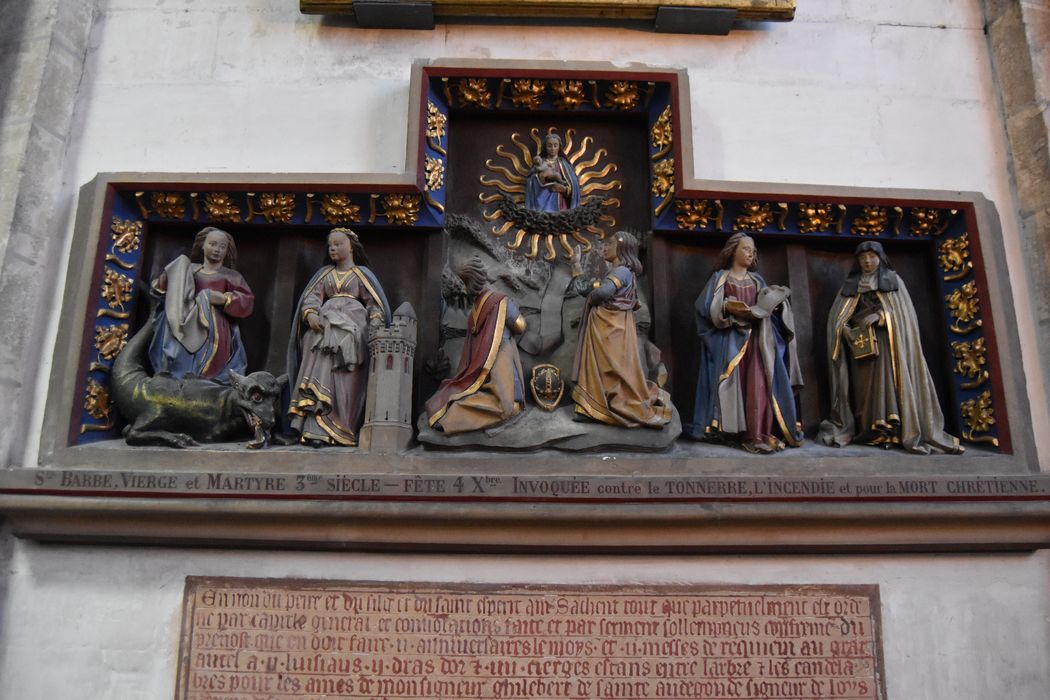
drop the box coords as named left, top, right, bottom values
left=530, top=363, right=565, bottom=411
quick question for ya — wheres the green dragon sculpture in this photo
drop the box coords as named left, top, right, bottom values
left=112, top=319, right=287, bottom=449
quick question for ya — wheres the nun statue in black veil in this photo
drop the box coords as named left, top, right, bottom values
left=818, top=241, right=963, bottom=454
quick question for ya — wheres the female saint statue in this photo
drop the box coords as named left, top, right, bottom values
left=148, top=226, right=254, bottom=382
left=286, top=228, right=390, bottom=447
left=689, top=233, right=804, bottom=453
left=568, top=232, right=672, bottom=428
left=818, top=241, right=963, bottom=454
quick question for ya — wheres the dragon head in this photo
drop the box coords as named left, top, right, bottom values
left=228, top=371, right=288, bottom=449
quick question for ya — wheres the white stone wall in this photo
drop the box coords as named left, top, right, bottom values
left=1, top=1, right=1048, bottom=698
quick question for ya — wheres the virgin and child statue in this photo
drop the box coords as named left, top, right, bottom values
left=525, top=132, right=580, bottom=212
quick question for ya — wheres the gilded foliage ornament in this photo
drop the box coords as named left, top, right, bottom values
left=551, top=80, right=586, bottom=110
left=912, top=207, right=955, bottom=236
left=651, top=105, right=673, bottom=159
left=110, top=218, right=143, bottom=254
left=319, top=194, right=361, bottom=225
left=426, top=101, right=447, bottom=141
left=456, top=78, right=492, bottom=108
left=254, top=193, right=296, bottom=223
left=381, top=193, right=421, bottom=226
left=946, top=280, right=982, bottom=333
left=960, top=390, right=996, bottom=441
left=951, top=337, right=988, bottom=389
left=84, top=378, right=112, bottom=421
left=797, top=202, right=842, bottom=233
left=203, top=193, right=242, bottom=222
left=909, top=208, right=942, bottom=236
left=510, top=79, right=546, bottom=109
left=425, top=155, right=445, bottom=192
left=651, top=158, right=675, bottom=199
left=939, top=233, right=972, bottom=281
left=151, top=192, right=186, bottom=219
left=94, top=323, right=129, bottom=360
left=101, top=269, right=134, bottom=310
left=852, top=206, right=888, bottom=236
left=734, top=201, right=774, bottom=232
left=605, top=81, right=640, bottom=110
left=675, top=199, right=715, bottom=230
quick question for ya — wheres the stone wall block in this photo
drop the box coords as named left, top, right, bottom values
left=0, top=258, right=48, bottom=373
left=1006, top=109, right=1050, bottom=211
left=3, top=40, right=52, bottom=125
left=0, top=120, right=33, bottom=231
left=985, top=0, right=1050, bottom=390
left=11, top=123, right=67, bottom=240
left=984, top=0, right=1014, bottom=24
left=53, top=0, right=96, bottom=56
left=1020, top=208, right=1050, bottom=335
left=988, top=5, right=1037, bottom=105
left=1022, top=6, right=1050, bottom=105
left=0, top=0, right=97, bottom=467
left=0, top=1, right=56, bottom=48
left=31, top=38, right=87, bottom=141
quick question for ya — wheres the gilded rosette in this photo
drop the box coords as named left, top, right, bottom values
left=909, top=207, right=955, bottom=237
left=94, top=324, right=129, bottom=361
left=952, top=338, right=988, bottom=389
left=84, top=378, right=112, bottom=421
left=946, top=280, right=982, bottom=334
left=101, top=269, right=134, bottom=310
left=939, top=233, right=973, bottom=281
left=251, top=193, right=296, bottom=223
left=427, top=101, right=447, bottom=141
left=675, top=199, right=716, bottom=230
left=151, top=192, right=186, bottom=219
left=650, top=158, right=675, bottom=199
left=510, top=79, right=546, bottom=109
left=319, top=194, right=361, bottom=225
left=203, top=193, right=242, bottom=223
left=425, top=156, right=445, bottom=192
left=960, top=390, right=998, bottom=445
left=605, top=81, right=640, bottom=110
left=424, top=156, right=447, bottom=213
left=381, top=193, right=422, bottom=226
left=650, top=105, right=673, bottom=160
left=551, top=80, right=585, bottom=110
left=456, top=78, right=492, bottom=108
left=852, top=206, right=888, bottom=236
left=733, top=201, right=774, bottom=232
left=797, top=202, right=844, bottom=233
left=110, top=218, right=143, bottom=254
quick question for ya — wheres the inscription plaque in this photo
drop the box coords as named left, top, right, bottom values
left=177, top=578, right=885, bottom=699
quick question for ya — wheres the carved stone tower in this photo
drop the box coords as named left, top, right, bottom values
left=360, top=301, right=417, bottom=453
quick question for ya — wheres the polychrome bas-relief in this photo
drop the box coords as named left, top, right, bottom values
left=63, top=66, right=1011, bottom=461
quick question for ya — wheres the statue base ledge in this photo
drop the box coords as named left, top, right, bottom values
left=416, top=405, right=682, bottom=452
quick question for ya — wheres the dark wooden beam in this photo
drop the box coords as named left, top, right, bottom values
left=301, top=0, right=795, bottom=34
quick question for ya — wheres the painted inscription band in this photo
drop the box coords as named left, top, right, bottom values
left=178, top=579, right=883, bottom=699
left=9, top=469, right=1050, bottom=503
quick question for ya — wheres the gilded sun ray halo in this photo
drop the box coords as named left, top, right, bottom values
left=478, top=127, right=623, bottom=261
